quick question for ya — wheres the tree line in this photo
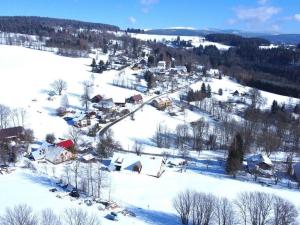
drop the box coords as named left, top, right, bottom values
left=173, top=190, right=298, bottom=225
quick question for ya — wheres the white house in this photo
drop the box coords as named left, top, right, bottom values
left=45, top=146, right=75, bottom=164
left=157, top=61, right=166, bottom=70
left=28, top=141, right=53, bottom=160
left=109, top=153, right=166, bottom=178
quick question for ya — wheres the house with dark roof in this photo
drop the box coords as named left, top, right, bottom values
left=0, top=126, right=25, bottom=141
left=128, top=94, right=143, bottom=104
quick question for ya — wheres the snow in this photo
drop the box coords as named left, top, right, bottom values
left=127, top=33, right=231, bottom=50
left=1, top=166, right=300, bottom=225
left=1, top=44, right=300, bottom=224
left=0, top=45, right=146, bottom=139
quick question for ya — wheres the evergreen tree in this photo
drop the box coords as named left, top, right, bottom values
left=226, top=133, right=244, bottom=175
left=271, top=100, right=279, bottom=114
left=91, top=58, right=96, bottom=68
left=201, top=83, right=206, bottom=94
left=207, top=84, right=212, bottom=98
left=218, top=88, right=223, bottom=96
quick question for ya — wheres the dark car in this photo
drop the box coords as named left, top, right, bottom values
left=69, top=190, right=80, bottom=198
left=49, top=188, right=57, bottom=192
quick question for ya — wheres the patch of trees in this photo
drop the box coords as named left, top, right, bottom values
left=205, top=33, right=270, bottom=47
left=126, top=28, right=145, bottom=33
left=0, top=16, right=119, bottom=36
left=0, top=204, right=100, bottom=225
left=187, top=83, right=211, bottom=102
left=193, top=42, right=300, bottom=98
left=97, top=129, right=120, bottom=158
left=173, top=190, right=298, bottom=225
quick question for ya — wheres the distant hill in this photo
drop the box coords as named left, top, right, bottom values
left=145, top=28, right=300, bottom=45
left=0, top=16, right=119, bottom=36
left=259, top=34, right=300, bottom=45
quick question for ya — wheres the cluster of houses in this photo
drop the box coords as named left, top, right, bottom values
left=59, top=93, right=144, bottom=128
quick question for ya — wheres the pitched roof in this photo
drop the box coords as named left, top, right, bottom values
left=247, top=153, right=272, bottom=166
left=57, top=139, right=74, bottom=149
left=0, top=126, right=24, bottom=140
left=131, top=94, right=143, bottom=102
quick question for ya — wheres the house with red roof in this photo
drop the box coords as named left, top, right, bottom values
left=56, top=139, right=74, bottom=149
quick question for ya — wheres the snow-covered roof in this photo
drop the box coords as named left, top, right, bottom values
left=110, top=153, right=165, bottom=177
left=45, top=146, right=70, bottom=164
left=82, top=154, right=95, bottom=161
left=247, top=153, right=272, bottom=166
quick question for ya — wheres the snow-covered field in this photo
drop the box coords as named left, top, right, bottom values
left=1, top=166, right=300, bottom=225
left=1, top=45, right=300, bottom=224
left=127, top=32, right=231, bottom=50
left=0, top=45, right=144, bottom=139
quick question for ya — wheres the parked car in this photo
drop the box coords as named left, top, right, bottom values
left=69, top=190, right=80, bottom=198
left=106, top=212, right=119, bottom=221
left=84, top=199, right=93, bottom=206
left=49, top=188, right=57, bottom=192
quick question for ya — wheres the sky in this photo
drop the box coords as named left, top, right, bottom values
left=0, top=0, right=300, bottom=33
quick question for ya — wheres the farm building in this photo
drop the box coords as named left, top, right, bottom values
left=247, top=153, right=273, bottom=170
left=109, top=153, right=166, bottom=178
left=152, top=97, right=172, bottom=110
left=0, top=126, right=25, bottom=142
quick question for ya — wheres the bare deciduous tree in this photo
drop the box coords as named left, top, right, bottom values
left=81, top=80, right=93, bottom=111
left=173, top=190, right=194, bottom=225
left=0, top=204, right=37, bottom=225
left=51, top=79, right=67, bottom=96
left=62, top=208, right=100, bottom=225
left=272, top=195, right=298, bottom=225
left=0, top=104, right=10, bottom=129
left=214, top=197, right=236, bottom=225
left=39, top=209, right=61, bottom=225
left=235, top=191, right=273, bottom=225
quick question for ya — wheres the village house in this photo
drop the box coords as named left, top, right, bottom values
left=127, top=94, right=143, bottom=104
left=28, top=141, right=54, bottom=160
left=45, top=146, right=75, bottom=164
left=96, top=98, right=115, bottom=112
left=152, top=97, right=172, bottom=110
left=246, top=153, right=273, bottom=177
left=56, top=139, right=74, bottom=150
left=0, top=126, right=25, bottom=142
left=157, top=61, right=166, bottom=70
left=91, top=94, right=103, bottom=103
left=73, top=114, right=91, bottom=128
left=109, top=153, right=166, bottom=178
left=113, top=96, right=126, bottom=107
